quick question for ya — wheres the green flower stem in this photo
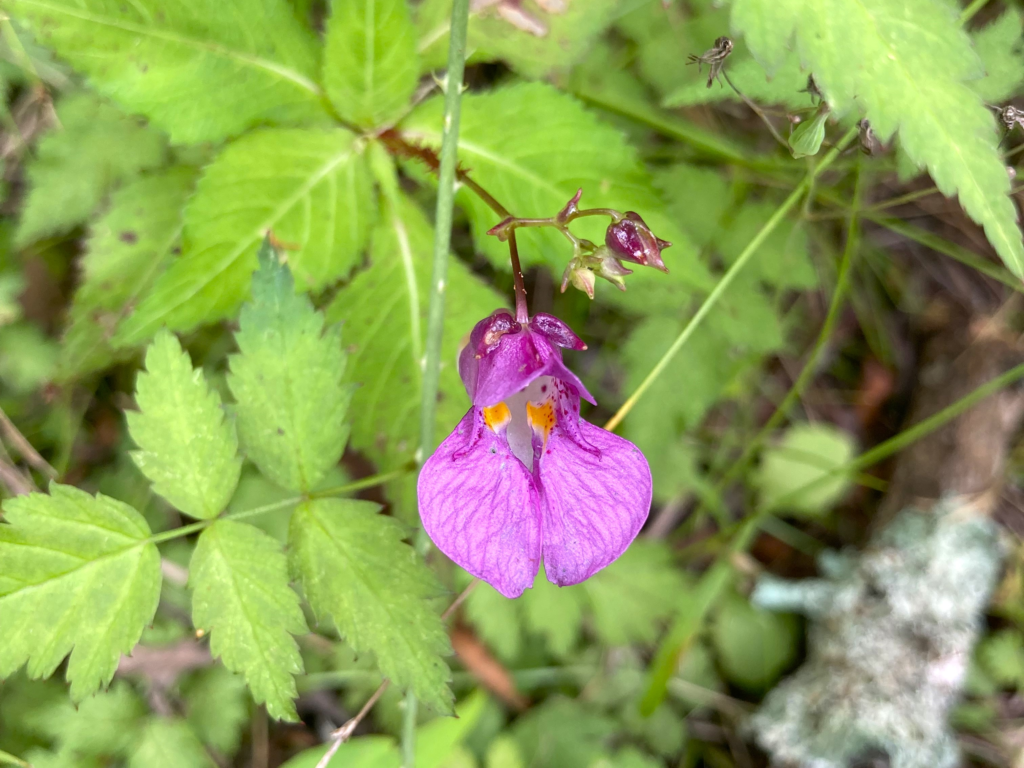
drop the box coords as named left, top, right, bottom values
left=959, top=0, right=990, bottom=24
left=604, top=127, right=859, bottom=433
left=408, top=0, right=471, bottom=763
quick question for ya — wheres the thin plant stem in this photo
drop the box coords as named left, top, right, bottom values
left=408, top=0, right=471, bottom=764
left=603, top=127, right=859, bottom=433
left=960, top=0, right=990, bottom=24
left=0, top=406, right=57, bottom=480
left=721, top=70, right=788, bottom=149
left=708, top=162, right=864, bottom=501
left=144, top=469, right=410, bottom=546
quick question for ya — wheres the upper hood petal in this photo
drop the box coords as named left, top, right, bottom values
left=459, top=310, right=595, bottom=407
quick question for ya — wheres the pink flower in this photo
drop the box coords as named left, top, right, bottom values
left=417, top=310, right=652, bottom=598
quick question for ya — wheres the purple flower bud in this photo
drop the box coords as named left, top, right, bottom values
left=605, top=212, right=671, bottom=272
left=418, top=311, right=652, bottom=598
left=557, top=188, right=583, bottom=224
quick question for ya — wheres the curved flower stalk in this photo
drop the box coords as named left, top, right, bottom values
left=418, top=309, right=652, bottom=598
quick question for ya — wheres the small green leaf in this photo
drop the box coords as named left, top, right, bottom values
left=486, top=736, right=525, bottom=768
left=61, top=167, right=196, bottom=379
left=584, top=541, right=687, bottom=646
left=789, top=106, right=830, bottom=159
left=324, top=0, right=419, bottom=127
left=415, top=691, right=487, bottom=768
left=0, top=484, right=161, bottom=701
left=978, top=629, right=1024, bottom=686
left=756, top=423, right=856, bottom=516
left=182, top=666, right=250, bottom=755
left=521, top=570, right=585, bottom=658
left=711, top=591, right=799, bottom=692
left=7, top=0, right=327, bottom=143
left=128, top=719, right=215, bottom=768
left=15, top=93, right=165, bottom=247
left=128, top=331, right=241, bottom=520
left=116, top=128, right=375, bottom=345
left=463, top=579, right=523, bottom=662
left=57, top=682, right=147, bottom=757
left=228, top=244, right=350, bottom=493
left=970, top=9, right=1024, bottom=103
left=190, top=519, right=308, bottom=721
left=289, top=498, right=453, bottom=713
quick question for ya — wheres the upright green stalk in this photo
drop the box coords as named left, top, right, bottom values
left=407, top=0, right=471, bottom=765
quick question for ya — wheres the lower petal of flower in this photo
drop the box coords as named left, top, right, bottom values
left=417, top=407, right=541, bottom=598
left=537, top=415, right=652, bottom=587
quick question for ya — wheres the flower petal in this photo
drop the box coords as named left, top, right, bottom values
left=536, top=391, right=652, bottom=586
left=418, top=407, right=541, bottom=598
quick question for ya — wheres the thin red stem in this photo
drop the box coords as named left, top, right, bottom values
left=507, top=230, right=529, bottom=323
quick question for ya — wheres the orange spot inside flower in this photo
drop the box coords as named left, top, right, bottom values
left=527, top=400, right=556, bottom=449
left=483, top=402, right=511, bottom=432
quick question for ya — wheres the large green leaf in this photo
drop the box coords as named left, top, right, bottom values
left=228, top=244, right=350, bottom=493
left=15, top=92, right=165, bottom=246
left=324, top=0, right=419, bottom=128
left=324, top=183, right=500, bottom=490
left=60, top=167, right=196, bottom=380
left=190, top=519, right=307, bottom=721
left=116, top=128, right=374, bottom=345
left=0, top=484, right=161, bottom=701
left=288, top=498, right=453, bottom=713
left=731, top=0, right=1024, bottom=276
left=398, top=82, right=705, bottom=295
left=127, top=331, right=242, bottom=520
left=127, top=719, right=214, bottom=768
left=7, top=0, right=327, bottom=143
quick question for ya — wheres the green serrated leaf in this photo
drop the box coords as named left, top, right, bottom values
left=521, top=569, right=584, bottom=658
left=116, top=128, right=374, bottom=345
left=61, top=167, right=196, bottom=380
left=584, top=541, right=687, bottom=646
left=731, top=0, right=1024, bottom=276
left=15, top=92, right=165, bottom=247
left=228, top=244, right=350, bottom=493
left=127, top=331, right=241, bottom=520
left=971, top=9, right=1024, bottom=103
left=324, top=185, right=500, bottom=506
left=711, top=591, right=799, bottom=692
left=463, top=579, right=522, bottom=662
left=56, top=682, right=147, bottom=757
left=0, top=484, right=161, bottom=701
left=127, top=719, right=215, bottom=768
left=7, top=0, right=327, bottom=143
left=190, top=519, right=307, bottom=721
left=182, top=666, right=250, bottom=755
left=324, top=0, right=419, bottom=128
left=288, top=498, right=453, bottom=712
left=755, top=423, right=856, bottom=516
left=399, top=83, right=705, bottom=295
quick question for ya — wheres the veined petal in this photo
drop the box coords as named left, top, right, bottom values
left=536, top=386, right=652, bottom=587
left=418, top=406, right=541, bottom=598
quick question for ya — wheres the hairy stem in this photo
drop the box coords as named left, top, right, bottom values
left=408, top=0, right=471, bottom=763
left=604, top=127, right=859, bottom=433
